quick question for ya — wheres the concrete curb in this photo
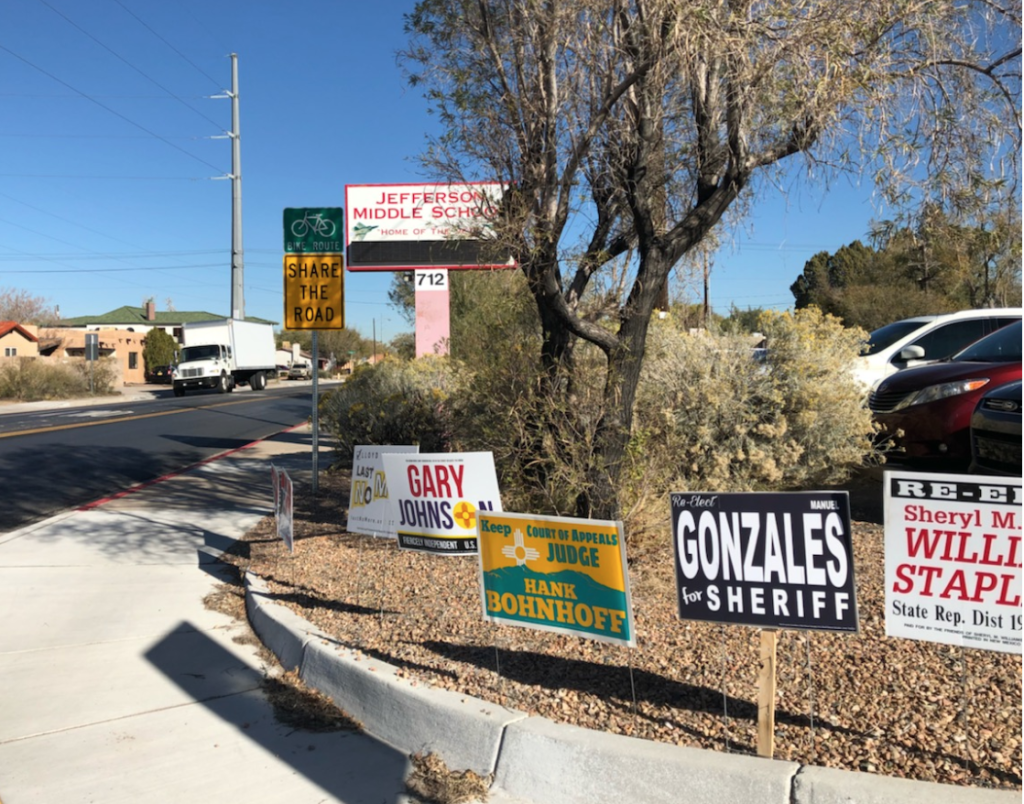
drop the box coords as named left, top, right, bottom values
left=243, top=573, right=1019, bottom=804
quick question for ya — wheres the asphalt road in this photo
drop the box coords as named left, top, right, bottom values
left=0, top=384, right=320, bottom=533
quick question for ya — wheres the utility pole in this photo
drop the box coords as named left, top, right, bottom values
left=229, top=53, right=244, bottom=320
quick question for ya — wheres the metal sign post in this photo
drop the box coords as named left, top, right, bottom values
left=311, top=331, right=319, bottom=495
left=85, top=333, right=98, bottom=394
left=283, top=208, right=345, bottom=496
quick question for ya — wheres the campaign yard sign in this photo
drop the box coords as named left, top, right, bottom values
left=670, top=491, right=858, bottom=632
left=477, top=512, right=635, bottom=647
left=275, top=466, right=294, bottom=554
left=885, top=471, right=1021, bottom=654
left=380, top=451, right=503, bottom=555
left=347, top=445, right=419, bottom=537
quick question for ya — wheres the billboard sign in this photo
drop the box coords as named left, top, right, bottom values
left=344, top=183, right=514, bottom=271
left=477, top=511, right=635, bottom=647
left=885, top=470, right=1021, bottom=654
left=380, top=451, right=503, bottom=555
left=670, top=491, right=859, bottom=632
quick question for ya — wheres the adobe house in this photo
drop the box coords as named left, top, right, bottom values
left=39, top=328, right=147, bottom=385
left=0, top=322, right=40, bottom=359
left=49, top=304, right=277, bottom=385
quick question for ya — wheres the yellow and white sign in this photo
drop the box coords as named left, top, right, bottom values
left=283, top=253, right=344, bottom=330
left=477, top=511, right=635, bottom=647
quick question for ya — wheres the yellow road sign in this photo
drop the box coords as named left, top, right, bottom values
left=283, top=253, right=345, bottom=330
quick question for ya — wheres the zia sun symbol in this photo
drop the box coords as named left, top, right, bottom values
left=453, top=501, right=477, bottom=530
left=501, top=528, right=541, bottom=567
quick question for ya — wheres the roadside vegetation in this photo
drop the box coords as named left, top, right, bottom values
left=0, top=357, right=117, bottom=401
left=320, top=291, right=879, bottom=547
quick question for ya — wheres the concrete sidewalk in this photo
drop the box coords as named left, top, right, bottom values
left=0, top=429, right=487, bottom=804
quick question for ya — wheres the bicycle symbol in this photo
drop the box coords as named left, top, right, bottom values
left=290, top=211, right=337, bottom=239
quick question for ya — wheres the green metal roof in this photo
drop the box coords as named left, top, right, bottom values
left=54, top=306, right=277, bottom=327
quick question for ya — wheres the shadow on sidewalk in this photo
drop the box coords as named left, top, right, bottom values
left=144, top=621, right=412, bottom=803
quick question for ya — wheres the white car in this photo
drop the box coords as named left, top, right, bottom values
left=288, top=362, right=312, bottom=380
left=852, top=307, right=1021, bottom=390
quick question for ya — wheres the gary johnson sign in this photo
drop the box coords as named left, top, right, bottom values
left=380, top=451, right=503, bottom=555
left=885, top=471, right=1021, bottom=654
left=671, top=491, right=858, bottom=632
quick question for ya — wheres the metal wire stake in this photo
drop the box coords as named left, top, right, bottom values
left=721, top=625, right=731, bottom=754
left=377, top=541, right=389, bottom=628
left=626, top=647, right=639, bottom=727
left=354, top=533, right=367, bottom=610
left=805, top=634, right=817, bottom=763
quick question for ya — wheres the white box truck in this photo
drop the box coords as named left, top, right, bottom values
left=173, top=319, right=277, bottom=397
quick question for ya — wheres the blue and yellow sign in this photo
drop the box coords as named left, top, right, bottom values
left=477, top=511, right=635, bottom=647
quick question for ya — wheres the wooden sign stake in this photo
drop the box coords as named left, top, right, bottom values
left=757, top=628, right=778, bottom=758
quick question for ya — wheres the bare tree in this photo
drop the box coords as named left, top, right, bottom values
left=0, top=286, right=57, bottom=325
left=403, top=0, right=1021, bottom=519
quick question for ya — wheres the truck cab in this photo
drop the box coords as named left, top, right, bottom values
left=173, top=343, right=235, bottom=396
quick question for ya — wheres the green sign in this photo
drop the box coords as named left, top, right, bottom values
left=283, top=207, right=344, bottom=253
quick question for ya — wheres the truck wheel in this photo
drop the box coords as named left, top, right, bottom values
left=251, top=371, right=265, bottom=391
left=173, top=386, right=185, bottom=397
left=217, top=373, right=229, bottom=394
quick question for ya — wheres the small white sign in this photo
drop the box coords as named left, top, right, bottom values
left=415, top=269, right=449, bottom=292
left=884, top=470, right=1021, bottom=654
left=347, top=445, right=419, bottom=537
left=275, top=467, right=294, bottom=554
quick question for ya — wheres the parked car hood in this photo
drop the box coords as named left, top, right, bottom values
left=877, top=359, right=1021, bottom=393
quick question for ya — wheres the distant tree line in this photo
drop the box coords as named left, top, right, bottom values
left=790, top=207, right=1022, bottom=331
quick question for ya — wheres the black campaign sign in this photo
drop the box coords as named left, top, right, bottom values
left=671, top=492, right=859, bottom=632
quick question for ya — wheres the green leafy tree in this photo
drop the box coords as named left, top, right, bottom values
left=793, top=207, right=1023, bottom=331
left=404, top=0, right=1021, bottom=519
left=143, top=328, right=178, bottom=372
left=718, top=305, right=767, bottom=336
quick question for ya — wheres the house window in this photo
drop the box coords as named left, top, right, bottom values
left=4, top=347, right=16, bottom=357
left=129, top=352, right=138, bottom=370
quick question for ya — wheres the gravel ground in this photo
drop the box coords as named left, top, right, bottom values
left=221, top=467, right=1021, bottom=791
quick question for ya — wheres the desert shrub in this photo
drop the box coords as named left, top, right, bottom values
left=446, top=334, right=609, bottom=517
left=632, top=307, right=877, bottom=500
left=319, top=357, right=459, bottom=464
left=0, top=357, right=117, bottom=401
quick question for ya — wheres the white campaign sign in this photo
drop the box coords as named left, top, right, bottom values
left=346, top=445, right=419, bottom=537
left=381, top=451, right=503, bottom=555
left=884, top=470, right=1021, bottom=654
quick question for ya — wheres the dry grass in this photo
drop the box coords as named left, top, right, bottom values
left=405, top=752, right=491, bottom=804
left=261, top=670, right=363, bottom=733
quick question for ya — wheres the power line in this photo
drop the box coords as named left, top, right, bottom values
left=0, top=43, right=225, bottom=175
left=111, top=0, right=224, bottom=90
left=35, top=0, right=225, bottom=131
left=0, top=173, right=218, bottom=180
left=0, top=264, right=223, bottom=274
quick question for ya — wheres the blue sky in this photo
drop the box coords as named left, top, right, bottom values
left=2, top=0, right=883, bottom=341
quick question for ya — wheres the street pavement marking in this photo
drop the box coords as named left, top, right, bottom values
left=0, top=397, right=272, bottom=440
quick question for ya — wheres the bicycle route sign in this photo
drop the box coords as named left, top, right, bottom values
left=283, top=207, right=345, bottom=330
left=283, top=207, right=344, bottom=253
